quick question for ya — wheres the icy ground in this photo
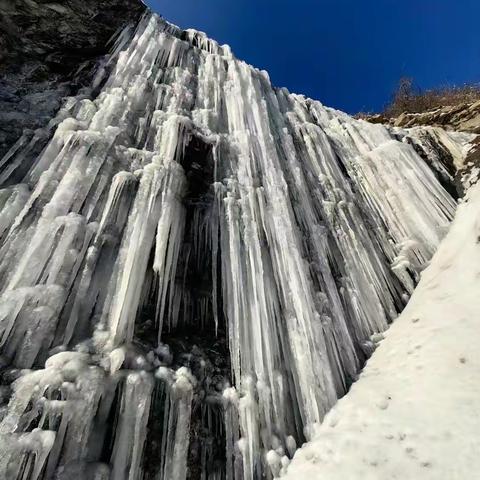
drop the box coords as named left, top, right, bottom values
left=282, top=183, right=480, bottom=479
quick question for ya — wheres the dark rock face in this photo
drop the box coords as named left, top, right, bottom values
left=0, top=0, right=146, bottom=158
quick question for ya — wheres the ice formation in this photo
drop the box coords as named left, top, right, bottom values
left=282, top=181, right=480, bottom=480
left=0, top=13, right=473, bottom=480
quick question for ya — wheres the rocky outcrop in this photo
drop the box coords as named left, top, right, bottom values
left=364, top=101, right=480, bottom=134
left=392, top=101, right=480, bottom=133
left=0, top=0, right=146, bottom=158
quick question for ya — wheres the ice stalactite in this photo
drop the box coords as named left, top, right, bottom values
left=156, top=367, right=195, bottom=480
left=0, top=12, right=474, bottom=480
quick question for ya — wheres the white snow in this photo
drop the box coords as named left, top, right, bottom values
left=282, top=182, right=480, bottom=480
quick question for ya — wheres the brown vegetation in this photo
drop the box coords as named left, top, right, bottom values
left=383, top=77, right=480, bottom=117
left=356, top=78, right=480, bottom=120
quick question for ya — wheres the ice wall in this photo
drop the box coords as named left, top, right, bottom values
left=281, top=180, right=480, bottom=480
left=0, top=13, right=471, bottom=480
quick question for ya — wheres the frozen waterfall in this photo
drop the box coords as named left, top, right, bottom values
left=0, top=12, right=470, bottom=480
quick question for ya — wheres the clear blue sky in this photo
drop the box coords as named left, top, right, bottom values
left=144, top=0, right=480, bottom=114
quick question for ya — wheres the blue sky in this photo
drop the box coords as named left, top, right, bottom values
left=144, top=0, right=480, bottom=114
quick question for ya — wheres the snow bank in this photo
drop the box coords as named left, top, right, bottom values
left=282, top=183, right=480, bottom=480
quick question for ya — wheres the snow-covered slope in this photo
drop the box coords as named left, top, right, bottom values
left=283, top=183, right=480, bottom=479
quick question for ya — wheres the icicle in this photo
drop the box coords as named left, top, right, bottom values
left=110, top=372, right=154, bottom=480
left=0, top=430, right=56, bottom=480
left=223, top=387, right=242, bottom=480
left=153, top=162, right=187, bottom=335
left=157, top=367, right=196, bottom=480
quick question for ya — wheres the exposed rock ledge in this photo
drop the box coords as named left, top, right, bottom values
left=0, top=0, right=146, bottom=158
left=365, top=101, right=480, bottom=134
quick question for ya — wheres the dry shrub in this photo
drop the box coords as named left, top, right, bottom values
left=384, top=77, right=480, bottom=117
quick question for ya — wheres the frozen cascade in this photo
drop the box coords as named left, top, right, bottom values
left=0, top=12, right=473, bottom=480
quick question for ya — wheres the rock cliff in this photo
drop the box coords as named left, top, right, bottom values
left=367, top=100, right=480, bottom=133
left=0, top=0, right=146, bottom=158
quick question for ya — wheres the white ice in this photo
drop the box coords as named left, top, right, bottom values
left=282, top=182, right=480, bottom=479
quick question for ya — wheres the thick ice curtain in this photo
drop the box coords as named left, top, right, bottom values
left=0, top=13, right=459, bottom=480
